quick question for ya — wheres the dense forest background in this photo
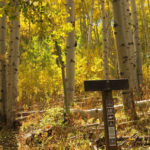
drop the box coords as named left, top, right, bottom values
left=0, top=0, right=150, bottom=149
left=18, top=0, right=149, bottom=104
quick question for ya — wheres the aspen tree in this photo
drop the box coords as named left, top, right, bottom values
left=93, top=23, right=100, bottom=47
left=65, top=0, right=75, bottom=112
left=101, top=0, right=109, bottom=79
left=140, top=0, right=150, bottom=56
left=130, top=0, right=143, bottom=87
left=6, top=0, right=20, bottom=126
left=93, top=25, right=99, bottom=46
left=80, top=1, right=88, bottom=47
left=111, top=0, right=138, bottom=120
left=88, top=0, right=94, bottom=47
left=121, top=0, right=138, bottom=89
left=0, top=1, right=6, bottom=122
left=101, top=0, right=116, bottom=78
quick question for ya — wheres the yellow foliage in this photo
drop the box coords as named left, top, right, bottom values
left=0, top=54, right=7, bottom=61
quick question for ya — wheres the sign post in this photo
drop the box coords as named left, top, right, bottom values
left=84, top=79, right=129, bottom=150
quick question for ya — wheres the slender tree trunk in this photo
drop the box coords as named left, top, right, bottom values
left=101, top=0, right=109, bottom=79
left=6, top=0, right=20, bottom=126
left=93, top=22, right=101, bottom=55
left=122, top=0, right=138, bottom=89
left=111, top=0, right=129, bottom=78
left=93, top=25, right=98, bottom=47
left=95, top=23, right=100, bottom=46
left=80, top=18, right=87, bottom=48
left=55, top=42, right=67, bottom=110
left=0, top=1, right=6, bottom=122
left=130, top=0, right=143, bottom=87
left=111, top=0, right=138, bottom=120
left=80, top=1, right=88, bottom=48
left=88, top=0, right=94, bottom=47
left=140, top=0, right=150, bottom=56
left=121, top=0, right=138, bottom=118
left=103, top=0, right=117, bottom=78
left=65, top=0, right=75, bottom=113
left=148, top=0, right=150, bottom=13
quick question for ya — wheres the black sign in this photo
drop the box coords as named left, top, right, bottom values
left=84, top=79, right=129, bottom=91
left=84, top=79, right=129, bottom=150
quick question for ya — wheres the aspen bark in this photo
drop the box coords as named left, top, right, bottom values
left=101, top=0, right=109, bottom=79
left=93, top=25, right=99, bottom=47
left=111, top=0, right=129, bottom=79
left=111, top=0, right=138, bottom=120
left=122, top=0, right=138, bottom=89
left=95, top=23, right=100, bottom=46
left=140, top=0, right=150, bottom=56
left=6, top=0, right=20, bottom=126
left=93, top=22, right=101, bottom=55
left=80, top=18, right=87, bottom=48
left=121, top=0, right=138, bottom=118
left=105, top=0, right=116, bottom=78
left=88, top=0, right=94, bottom=47
left=130, top=0, right=143, bottom=86
left=55, top=42, right=67, bottom=113
left=80, top=1, right=88, bottom=47
left=0, top=1, right=6, bottom=122
left=65, top=0, right=75, bottom=112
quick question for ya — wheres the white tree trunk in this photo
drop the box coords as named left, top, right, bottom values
left=65, top=0, right=75, bottom=112
left=6, top=0, right=20, bottom=126
left=140, top=0, right=150, bottom=56
left=130, top=0, right=143, bottom=86
left=111, top=0, right=138, bottom=120
left=121, top=0, right=138, bottom=89
left=111, top=0, right=129, bottom=79
left=101, top=0, right=110, bottom=79
left=80, top=1, right=88, bottom=48
left=0, top=1, right=6, bottom=122
left=88, top=0, right=94, bottom=47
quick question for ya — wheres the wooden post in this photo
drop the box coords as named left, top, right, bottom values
left=102, top=90, right=117, bottom=149
left=84, top=79, right=129, bottom=150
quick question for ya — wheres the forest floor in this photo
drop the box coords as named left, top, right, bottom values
left=1, top=96, right=150, bottom=149
left=0, top=126, right=18, bottom=150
